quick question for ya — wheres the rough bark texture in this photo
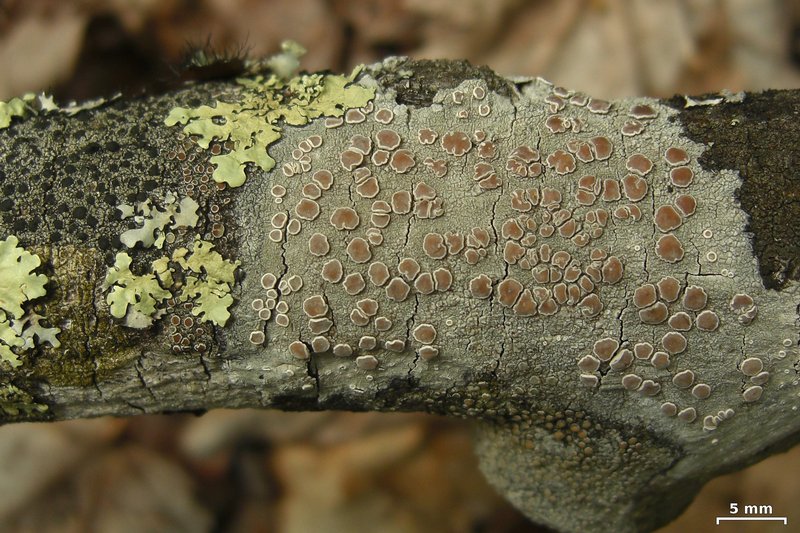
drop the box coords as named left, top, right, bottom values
left=666, top=91, right=800, bottom=290
left=0, top=58, right=798, bottom=533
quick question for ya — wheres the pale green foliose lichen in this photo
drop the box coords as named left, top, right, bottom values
left=118, top=193, right=200, bottom=249
left=0, top=235, right=59, bottom=368
left=151, top=256, right=174, bottom=287
left=265, top=40, right=307, bottom=79
left=0, top=235, right=47, bottom=319
left=12, top=312, right=61, bottom=350
left=103, top=252, right=172, bottom=329
left=173, top=237, right=240, bottom=326
left=103, top=237, right=240, bottom=329
left=164, top=44, right=375, bottom=187
left=0, top=92, right=65, bottom=128
left=0, top=91, right=103, bottom=131
left=0, top=94, right=35, bottom=129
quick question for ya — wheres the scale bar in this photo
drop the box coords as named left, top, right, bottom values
left=716, top=517, right=788, bottom=524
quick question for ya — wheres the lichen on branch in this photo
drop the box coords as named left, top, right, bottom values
left=0, top=235, right=58, bottom=368
left=164, top=44, right=375, bottom=187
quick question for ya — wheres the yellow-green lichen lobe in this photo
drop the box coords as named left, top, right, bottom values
left=0, top=236, right=59, bottom=368
left=103, top=237, right=240, bottom=329
left=164, top=44, right=375, bottom=187
left=0, top=94, right=36, bottom=130
left=118, top=193, right=200, bottom=249
left=0, top=91, right=110, bottom=131
left=173, top=236, right=240, bottom=326
left=0, top=235, right=47, bottom=317
left=0, top=92, right=62, bottom=129
left=103, top=252, right=172, bottom=328
left=265, top=40, right=306, bottom=79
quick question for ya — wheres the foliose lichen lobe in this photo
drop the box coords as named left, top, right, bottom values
left=0, top=235, right=57, bottom=419
left=164, top=65, right=375, bottom=187
left=0, top=235, right=59, bottom=363
left=0, top=94, right=35, bottom=130
left=0, top=79, right=248, bottom=402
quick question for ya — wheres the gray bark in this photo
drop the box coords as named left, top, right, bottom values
left=0, top=57, right=798, bottom=533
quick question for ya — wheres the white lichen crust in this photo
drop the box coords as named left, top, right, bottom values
left=177, top=61, right=798, bottom=533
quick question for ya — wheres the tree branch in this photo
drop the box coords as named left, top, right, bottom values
left=0, top=57, right=797, bottom=533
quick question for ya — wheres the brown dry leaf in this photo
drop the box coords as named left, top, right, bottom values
left=225, top=500, right=277, bottom=533
left=201, top=0, right=343, bottom=72
left=271, top=415, right=540, bottom=533
left=0, top=9, right=87, bottom=99
left=403, top=0, right=523, bottom=60
left=481, top=0, right=722, bottom=96
left=405, top=0, right=800, bottom=97
left=0, top=418, right=124, bottom=522
left=273, top=422, right=427, bottom=533
left=0, top=445, right=212, bottom=533
left=180, top=410, right=433, bottom=459
left=85, top=0, right=164, bottom=33
left=381, top=428, right=536, bottom=533
left=180, top=409, right=333, bottom=459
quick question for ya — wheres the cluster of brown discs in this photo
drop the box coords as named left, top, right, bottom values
left=165, top=135, right=233, bottom=246
left=228, top=73, right=770, bottom=432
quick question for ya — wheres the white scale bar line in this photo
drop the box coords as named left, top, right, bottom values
left=716, top=517, right=788, bottom=524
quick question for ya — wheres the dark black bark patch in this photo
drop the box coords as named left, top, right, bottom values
left=371, top=58, right=515, bottom=108
left=668, top=90, right=800, bottom=290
